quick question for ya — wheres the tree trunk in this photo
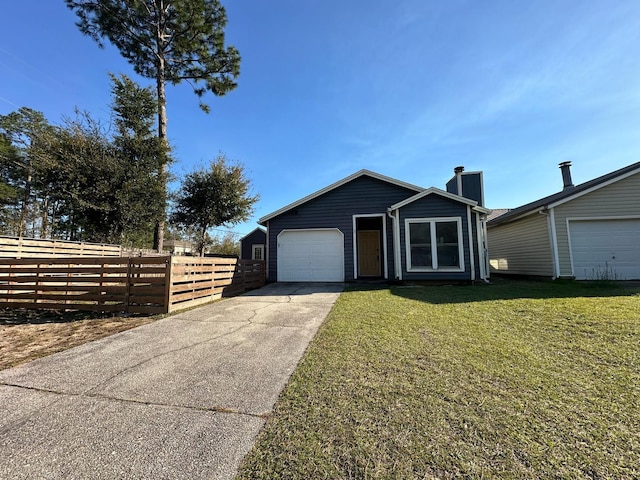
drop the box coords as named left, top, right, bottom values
left=153, top=0, right=168, bottom=253
left=18, top=163, right=32, bottom=238
left=40, top=195, right=49, bottom=238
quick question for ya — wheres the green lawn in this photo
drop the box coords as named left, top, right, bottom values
left=237, top=280, right=640, bottom=479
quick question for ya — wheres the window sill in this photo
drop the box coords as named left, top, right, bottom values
left=407, top=267, right=465, bottom=273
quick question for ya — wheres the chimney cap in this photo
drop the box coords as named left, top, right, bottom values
left=559, top=161, right=572, bottom=167
left=454, top=166, right=465, bottom=174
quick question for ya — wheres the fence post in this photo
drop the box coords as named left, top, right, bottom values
left=241, top=259, right=246, bottom=291
left=163, top=256, right=172, bottom=314
left=125, top=257, right=132, bottom=313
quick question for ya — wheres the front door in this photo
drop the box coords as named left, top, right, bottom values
left=358, top=230, right=381, bottom=277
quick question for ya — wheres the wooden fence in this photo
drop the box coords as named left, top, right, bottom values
left=0, top=256, right=266, bottom=314
left=0, top=236, right=123, bottom=259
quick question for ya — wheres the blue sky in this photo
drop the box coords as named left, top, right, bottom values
left=2, top=0, right=640, bottom=237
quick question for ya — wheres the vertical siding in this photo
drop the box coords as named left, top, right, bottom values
left=488, top=213, right=553, bottom=277
left=397, top=195, right=477, bottom=281
left=553, top=172, right=640, bottom=277
left=266, top=176, right=419, bottom=282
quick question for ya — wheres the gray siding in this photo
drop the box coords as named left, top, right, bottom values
left=553, top=171, right=640, bottom=277
left=461, top=173, right=483, bottom=206
left=397, top=195, right=480, bottom=281
left=266, top=175, right=418, bottom=282
left=240, top=229, right=266, bottom=260
left=488, top=213, right=553, bottom=277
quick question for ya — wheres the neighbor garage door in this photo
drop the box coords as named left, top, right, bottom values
left=569, top=219, right=640, bottom=280
left=277, top=229, right=344, bottom=282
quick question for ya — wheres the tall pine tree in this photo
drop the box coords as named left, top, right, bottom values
left=66, top=0, right=241, bottom=251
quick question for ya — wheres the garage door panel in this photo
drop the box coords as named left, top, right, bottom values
left=278, top=230, right=344, bottom=282
left=570, top=219, right=640, bottom=280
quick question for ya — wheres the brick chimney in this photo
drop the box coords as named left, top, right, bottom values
left=559, top=161, right=574, bottom=189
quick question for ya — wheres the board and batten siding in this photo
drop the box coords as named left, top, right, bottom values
left=397, top=195, right=479, bottom=281
left=553, top=171, right=640, bottom=277
left=488, top=212, right=553, bottom=277
left=266, top=175, right=419, bottom=282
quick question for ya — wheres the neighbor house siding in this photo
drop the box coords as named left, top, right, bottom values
left=240, top=229, right=266, bottom=260
left=553, top=172, right=640, bottom=277
left=266, top=176, right=418, bottom=282
left=397, top=196, right=477, bottom=281
left=488, top=213, right=553, bottom=277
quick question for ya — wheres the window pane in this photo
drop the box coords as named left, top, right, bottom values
left=409, top=222, right=430, bottom=244
left=436, top=221, right=459, bottom=267
left=409, top=222, right=431, bottom=267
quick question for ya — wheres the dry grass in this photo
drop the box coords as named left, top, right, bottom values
left=237, top=280, right=640, bottom=479
left=0, top=308, right=160, bottom=371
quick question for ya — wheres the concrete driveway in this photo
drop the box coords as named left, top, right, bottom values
left=0, top=283, right=343, bottom=480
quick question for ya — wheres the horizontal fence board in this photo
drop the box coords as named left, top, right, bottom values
left=0, top=256, right=264, bottom=314
left=0, top=286, right=119, bottom=293
left=0, top=301, right=124, bottom=312
left=0, top=257, right=129, bottom=266
left=1, top=293, right=126, bottom=302
left=0, top=236, right=122, bottom=259
left=0, top=267, right=130, bottom=275
left=0, top=276, right=129, bottom=284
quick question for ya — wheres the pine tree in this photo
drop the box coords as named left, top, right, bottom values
left=66, top=0, right=241, bottom=251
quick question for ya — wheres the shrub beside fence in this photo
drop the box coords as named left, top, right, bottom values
left=0, top=256, right=266, bottom=314
left=0, top=236, right=122, bottom=258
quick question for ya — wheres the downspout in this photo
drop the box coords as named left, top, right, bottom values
left=540, top=210, right=560, bottom=279
left=265, top=221, right=270, bottom=282
left=548, top=208, right=561, bottom=279
left=466, top=206, right=476, bottom=282
left=475, top=211, right=489, bottom=282
left=387, top=208, right=402, bottom=280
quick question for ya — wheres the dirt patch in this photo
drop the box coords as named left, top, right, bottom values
left=0, top=309, right=161, bottom=371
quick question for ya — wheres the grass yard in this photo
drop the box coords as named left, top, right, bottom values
left=237, top=280, right=640, bottom=479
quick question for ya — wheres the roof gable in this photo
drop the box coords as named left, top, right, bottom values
left=258, top=169, right=423, bottom=224
left=240, top=227, right=266, bottom=241
left=488, top=161, right=640, bottom=226
left=390, top=187, right=491, bottom=213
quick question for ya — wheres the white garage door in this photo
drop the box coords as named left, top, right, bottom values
left=277, top=229, right=344, bottom=282
left=570, top=219, right=640, bottom=280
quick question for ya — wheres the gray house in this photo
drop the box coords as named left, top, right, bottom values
left=258, top=168, right=491, bottom=283
left=488, top=161, right=640, bottom=280
left=240, top=227, right=266, bottom=260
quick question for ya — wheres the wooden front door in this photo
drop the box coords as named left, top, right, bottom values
left=358, top=230, right=381, bottom=277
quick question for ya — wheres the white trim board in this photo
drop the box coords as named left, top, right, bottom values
left=352, top=213, right=388, bottom=280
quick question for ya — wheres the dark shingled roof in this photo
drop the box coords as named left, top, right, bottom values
left=488, top=161, right=640, bottom=227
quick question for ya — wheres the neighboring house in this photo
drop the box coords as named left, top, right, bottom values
left=240, top=227, right=266, bottom=260
left=163, top=239, right=194, bottom=255
left=488, top=161, right=640, bottom=280
left=257, top=168, right=491, bottom=283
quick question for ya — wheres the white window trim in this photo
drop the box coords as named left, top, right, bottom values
left=405, top=217, right=465, bottom=272
left=252, top=244, right=264, bottom=261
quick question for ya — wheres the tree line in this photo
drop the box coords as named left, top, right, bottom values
left=0, top=75, right=166, bottom=246
left=1, top=0, right=257, bottom=255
